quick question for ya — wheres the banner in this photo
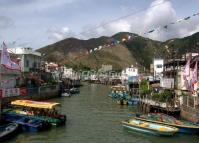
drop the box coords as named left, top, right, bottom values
left=0, top=87, right=27, bottom=98
left=1, top=42, right=21, bottom=71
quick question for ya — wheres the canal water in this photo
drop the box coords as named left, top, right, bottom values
left=6, top=83, right=199, bottom=143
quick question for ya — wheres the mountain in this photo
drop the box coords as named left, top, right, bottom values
left=37, top=32, right=199, bottom=70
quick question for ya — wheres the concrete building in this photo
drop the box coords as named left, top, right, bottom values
left=9, top=47, right=41, bottom=72
left=121, top=65, right=138, bottom=84
left=153, top=59, right=164, bottom=79
left=99, top=64, right=113, bottom=72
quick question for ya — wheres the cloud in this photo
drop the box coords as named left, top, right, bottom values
left=47, top=26, right=75, bottom=41
left=78, top=0, right=199, bottom=41
left=0, top=16, right=14, bottom=29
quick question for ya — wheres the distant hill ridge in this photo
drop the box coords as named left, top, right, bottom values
left=37, top=32, right=199, bottom=70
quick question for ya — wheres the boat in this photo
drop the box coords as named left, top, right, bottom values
left=127, top=96, right=139, bottom=105
left=62, top=92, right=71, bottom=97
left=62, top=89, right=71, bottom=97
left=5, top=100, right=67, bottom=126
left=0, top=123, right=19, bottom=141
left=70, top=88, right=80, bottom=94
left=122, top=118, right=178, bottom=136
left=135, top=113, right=199, bottom=134
left=2, top=112, right=50, bottom=132
left=109, top=85, right=129, bottom=99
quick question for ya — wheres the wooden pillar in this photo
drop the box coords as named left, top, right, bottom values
left=0, top=99, right=1, bottom=122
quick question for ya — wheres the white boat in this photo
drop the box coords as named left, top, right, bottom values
left=61, top=92, right=71, bottom=97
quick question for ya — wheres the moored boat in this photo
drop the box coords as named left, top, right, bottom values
left=2, top=112, right=50, bottom=132
left=9, top=100, right=67, bottom=126
left=70, top=87, right=80, bottom=94
left=0, top=123, right=19, bottom=142
left=122, top=118, right=178, bottom=136
left=135, top=113, right=199, bottom=134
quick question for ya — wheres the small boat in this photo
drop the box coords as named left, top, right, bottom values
left=122, top=118, right=178, bottom=136
left=2, top=112, right=51, bottom=132
left=70, top=88, right=80, bottom=94
left=127, top=96, right=139, bottom=106
left=0, top=123, right=19, bottom=142
left=8, top=100, right=67, bottom=126
left=62, top=92, right=71, bottom=97
left=135, top=113, right=199, bottom=134
left=62, top=89, right=71, bottom=97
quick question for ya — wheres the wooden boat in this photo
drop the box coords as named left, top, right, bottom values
left=9, top=100, right=67, bottom=126
left=122, top=118, right=178, bottom=136
left=2, top=112, right=50, bottom=132
left=0, top=123, right=19, bottom=141
left=135, top=113, right=199, bottom=134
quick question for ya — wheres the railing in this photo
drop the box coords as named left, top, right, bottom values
left=140, top=95, right=180, bottom=110
left=182, top=96, right=199, bottom=111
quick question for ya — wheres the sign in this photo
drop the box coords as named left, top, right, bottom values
left=0, top=87, right=27, bottom=98
left=161, top=78, right=174, bottom=89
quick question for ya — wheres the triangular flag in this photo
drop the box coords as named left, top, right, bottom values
left=184, top=16, right=191, bottom=20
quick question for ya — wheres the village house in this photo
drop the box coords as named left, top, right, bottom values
left=8, top=47, right=41, bottom=73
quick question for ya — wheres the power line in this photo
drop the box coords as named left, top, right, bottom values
left=77, top=0, right=169, bottom=37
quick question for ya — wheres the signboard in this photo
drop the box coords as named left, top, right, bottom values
left=0, top=87, right=27, bottom=98
left=161, top=78, right=174, bottom=89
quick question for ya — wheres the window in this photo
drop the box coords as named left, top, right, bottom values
left=26, top=60, right=29, bottom=67
left=156, top=65, right=162, bottom=68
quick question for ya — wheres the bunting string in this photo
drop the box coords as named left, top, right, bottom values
left=85, top=12, right=199, bottom=55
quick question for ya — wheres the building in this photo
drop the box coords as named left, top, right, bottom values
left=99, top=64, right=113, bottom=72
left=162, top=53, right=198, bottom=90
left=121, top=65, right=138, bottom=84
left=9, top=47, right=41, bottom=72
left=153, top=59, right=164, bottom=79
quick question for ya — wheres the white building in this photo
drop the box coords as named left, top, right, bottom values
left=153, top=59, right=164, bottom=79
left=62, top=67, right=80, bottom=80
left=99, top=64, right=113, bottom=72
left=121, top=65, right=138, bottom=84
left=9, top=47, right=41, bottom=72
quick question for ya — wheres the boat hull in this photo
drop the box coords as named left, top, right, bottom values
left=123, top=123, right=176, bottom=136
left=0, top=123, right=19, bottom=141
left=122, top=119, right=178, bottom=136
left=2, top=112, right=51, bottom=132
left=135, top=117, right=199, bottom=134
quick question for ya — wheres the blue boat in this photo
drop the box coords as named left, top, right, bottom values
left=2, top=112, right=51, bottom=132
left=127, top=96, right=139, bottom=105
left=135, top=113, right=199, bottom=134
left=0, top=123, right=19, bottom=142
left=122, top=118, right=178, bottom=136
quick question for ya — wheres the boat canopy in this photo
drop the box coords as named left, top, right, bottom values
left=11, top=100, right=60, bottom=109
left=111, top=85, right=126, bottom=91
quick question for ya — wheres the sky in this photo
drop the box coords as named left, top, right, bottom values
left=0, top=0, right=199, bottom=49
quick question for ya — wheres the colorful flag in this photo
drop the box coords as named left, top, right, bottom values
left=1, top=42, right=21, bottom=71
left=164, top=25, right=168, bottom=29
left=177, top=18, right=183, bottom=23
left=184, top=16, right=191, bottom=20
left=148, top=29, right=155, bottom=33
